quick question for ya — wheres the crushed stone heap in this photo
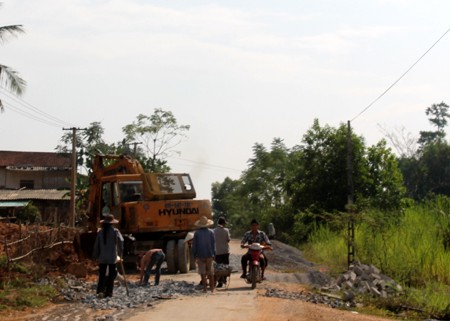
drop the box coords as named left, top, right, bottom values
left=326, top=262, right=403, bottom=300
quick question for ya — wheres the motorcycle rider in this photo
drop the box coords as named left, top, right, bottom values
left=240, top=218, right=272, bottom=279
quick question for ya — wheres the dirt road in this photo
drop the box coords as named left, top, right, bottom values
left=124, top=240, right=394, bottom=321
left=2, top=239, right=395, bottom=321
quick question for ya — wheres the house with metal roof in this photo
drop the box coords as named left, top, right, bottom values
left=0, top=151, right=71, bottom=223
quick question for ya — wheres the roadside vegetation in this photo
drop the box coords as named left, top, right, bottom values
left=0, top=256, right=59, bottom=311
left=306, top=195, right=450, bottom=319
left=213, top=102, right=450, bottom=320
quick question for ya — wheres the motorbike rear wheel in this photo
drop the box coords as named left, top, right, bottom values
left=251, top=265, right=258, bottom=289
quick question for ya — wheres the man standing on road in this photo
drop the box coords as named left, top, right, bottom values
left=93, top=213, right=124, bottom=298
left=213, top=216, right=231, bottom=288
left=139, top=248, right=166, bottom=286
left=192, top=216, right=216, bottom=293
left=240, top=218, right=271, bottom=280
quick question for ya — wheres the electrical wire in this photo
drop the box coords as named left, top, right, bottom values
left=351, top=26, right=450, bottom=122
left=1, top=100, right=70, bottom=128
left=0, top=88, right=240, bottom=176
left=0, top=86, right=76, bottom=127
left=169, top=156, right=242, bottom=173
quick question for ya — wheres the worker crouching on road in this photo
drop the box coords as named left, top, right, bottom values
left=139, top=248, right=165, bottom=286
left=93, top=213, right=124, bottom=298
left=192, top=216, right=216, bottom=293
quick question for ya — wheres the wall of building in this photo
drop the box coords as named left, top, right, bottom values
left=0, top=168, right=5, bottom=188
left=0, top=169, right=70, bottom=190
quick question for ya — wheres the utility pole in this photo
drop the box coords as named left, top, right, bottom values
left=130, top=142, right=142, bottom=156
left=63, top=127, right=87, bottom=227
left=346, top=120, right=355, bottom=268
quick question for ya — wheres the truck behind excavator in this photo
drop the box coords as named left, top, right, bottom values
left=77, top=154, right=212, bottom=273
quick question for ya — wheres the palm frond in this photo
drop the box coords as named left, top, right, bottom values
left=0, top=24, right=25, bottom=42
left=0, top=64, right=26, bottom=95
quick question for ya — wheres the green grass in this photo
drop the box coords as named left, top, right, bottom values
left=0, top=284, right=58, bottom=310
left=304, top=225, right=348, bottom=274
left=0, top=256, right=59, bottom=311
left=304, top=197, right=450, bottom=319
left=0, top=256, right=31, bottom=275
left=406, top=282, right=450, bottom=319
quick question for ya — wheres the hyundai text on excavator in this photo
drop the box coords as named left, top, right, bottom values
left=78, top=154, right=212, bottom=274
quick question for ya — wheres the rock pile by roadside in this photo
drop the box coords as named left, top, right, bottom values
left=324, top=262, right=403, bottom=300
left=264, top=262, right=403, bottom=310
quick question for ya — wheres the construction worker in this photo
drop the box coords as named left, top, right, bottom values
left=139, top=248, right=166, bottom=286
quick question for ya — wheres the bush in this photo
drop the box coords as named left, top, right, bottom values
left=16, top=203, right=41, bottom=224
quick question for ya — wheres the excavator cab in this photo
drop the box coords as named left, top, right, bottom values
left=142, top=173, right=196, bottom=201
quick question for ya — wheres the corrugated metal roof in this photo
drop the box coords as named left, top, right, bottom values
left=0, top=151, right=71, bottom=167
left=6, top=166, right=70, bottom=171
left=0, top=189, right=70, bottom=201
left=0, top=201, right=30, bottom=207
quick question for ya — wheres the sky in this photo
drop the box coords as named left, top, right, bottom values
left=1, top=0, right=450, bottom=200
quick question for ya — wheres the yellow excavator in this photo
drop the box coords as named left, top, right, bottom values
left=78, top=154, right=212, bottom=273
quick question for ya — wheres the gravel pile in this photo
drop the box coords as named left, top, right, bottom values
left=323, top=262, right=403, bottom=299
left=84, top=280, right=202, bottom=310
left=36, top=254, right=244, bottom=314
left=262, top=262, right=403, bottom=311
left=40, top=275, right=204, bottom=311
left=265, top=240, right=316, bottom=272
left=264, top=287, right=352, bottom=309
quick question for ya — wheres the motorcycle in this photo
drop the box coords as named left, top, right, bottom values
left=242, top=242, right=272, bottom=289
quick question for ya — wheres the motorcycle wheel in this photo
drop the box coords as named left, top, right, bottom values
left=251, top=265, right=258, bottom=289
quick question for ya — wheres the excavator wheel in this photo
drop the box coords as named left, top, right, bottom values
left=166, top=240, right=178, bottom=274
left=177, top=239, right=190, bottom=273
left=189, top=247, right=196, bottom=270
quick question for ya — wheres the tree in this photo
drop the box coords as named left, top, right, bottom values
left=56, top=121, right=114, bottom=173
left=398, top=102, right=450, bottom=199
left=211, top=177, right=243, bottom=223
left=56, top=122, right=116, bottom=218
left=212, top=119, right=406, bottom=243
left=122, top=109, right=190, bottom=172
left=286, top=120, right=367, bottom=213
left=364, top=140, right=406, bottom=210
left=211, top=139, right=290, bottom=236
left=378, top=124, right=418, bottom=158
left=242, top=139, right=289, bottom=209
left=239, top=139, right=290, bottom=230
left=418, top=102, right=449, bottom=146
left=419, top=142, right=450, bottom=196
left=0, top=3, right=26, bottom=111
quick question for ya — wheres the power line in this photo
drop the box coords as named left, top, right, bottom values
left=2, top=99, right=67, bottom=128
left=0, top=86, right=76, bottom=127
left=351, top=26, right=450, bottom=122
left=169, top=156, right=242, bottom=173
